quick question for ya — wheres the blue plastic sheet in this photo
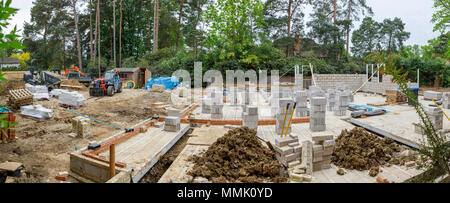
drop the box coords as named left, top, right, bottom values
left=0, top=107, right=11, bottom=113
left=144, top=76, right=180, bottom=90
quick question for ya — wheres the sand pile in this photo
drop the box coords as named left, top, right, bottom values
left=188, top=127, right=287, bottom=183
left=332, top=127, right=402, bottom=171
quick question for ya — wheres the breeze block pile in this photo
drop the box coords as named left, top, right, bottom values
left=164, top=109, right=181, bottom=132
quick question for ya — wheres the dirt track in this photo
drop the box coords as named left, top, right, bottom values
left=0, top=88, right=169, bottom=182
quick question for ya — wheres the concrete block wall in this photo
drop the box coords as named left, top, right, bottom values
left=362, top=75, right=419, bottom=95
left=306, top=74, right=418, bottom=95
left=310, top=97, right=326, bottom=132
left=314, top=74, right=365, bottom=92
left=295, top=91, right=308, bottom=117
left=442, top=92, right=450, bottom=109
left=243, top=106, right=258, bottom=130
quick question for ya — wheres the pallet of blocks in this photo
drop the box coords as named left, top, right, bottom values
left=288, top=140, right=313, bottom=182
left=385, top=90, right=407, bottom=104
left=7, top=89, right=34, bottom=109
left=273, top=135, right=301, bottom=168
left=312, top=134, right=335, bottom=172
left=70, top=116, right=91, bottom=138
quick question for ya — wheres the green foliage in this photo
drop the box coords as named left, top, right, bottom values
left=352, top=17, right=410, bottom=57
left=203, top=0, right=265, bottom=59
left=431, top=0, right=450, bottom=33
left=366, top=51, right=450, bottom=182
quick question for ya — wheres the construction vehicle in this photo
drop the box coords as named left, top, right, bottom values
left=89, top=69, right=122, bottom=97
left=65, top=66, right=93, bottom=87
left=23, top=67, right=62, bottom=91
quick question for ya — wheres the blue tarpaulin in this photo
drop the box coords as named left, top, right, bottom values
left=144, top=76, right=180, bottom=90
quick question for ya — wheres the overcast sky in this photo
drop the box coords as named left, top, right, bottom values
left=5, top=0, right=441, bottom=47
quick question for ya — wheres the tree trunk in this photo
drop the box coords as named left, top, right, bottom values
left=72, top=0, right=83, bottom=71
left=287, top=0, right=292, bottom=37
left=388, top=32, right=392, bottom=53
left=113, top=0, right=116, bottom=67
left=94, top=0, right=98, bottom=67
left=89, top=0, right=94, bottom=60
left=333, top=0, right=337, bottom=23
left=346, top=0, right=351, bottom=56
left=119, top=0, right=123, bottom=68
left=176, top=0, right=185, bottom=50
left=97, top=0, right=101, bottom=77
left=153, top=0, right=159, bottom=53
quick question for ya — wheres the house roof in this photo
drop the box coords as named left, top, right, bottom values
left=0, top=57, right=20, bottom=64
left=117, top=68, right=138, bottom=73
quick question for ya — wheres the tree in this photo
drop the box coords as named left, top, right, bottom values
left=432, top=0, right=450, bottom=32
left=343, top=0, right=373, bottom=56
left=112, top=0, right=116, bottom=67
left=183, top=0, right=208, bottom=57
left=23, top=0, right=76, bottom=69
left=263, top=0, right=308, bottom=39
left=97, top=0, right=101, bottom=76
left=176, top=0, right=186, bottom=50
left=119, top=0, right=122, bottom=67
left=71, top=0, right=83, bottom=70
left=204, top=0, right=265, bottom=59
left=89, top=0, right=94, bottom=60
left=381, top=17, right=410, bottom=53
left=153, top=0, right=159, bottom=53
left=351, top=17, right=381, bottom=57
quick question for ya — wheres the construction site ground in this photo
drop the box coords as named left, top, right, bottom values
left=0, top=88, right=170, bottom=183
left=0, top=85, right=449, bottom=183
left=158, top=92, right=449, bottom=183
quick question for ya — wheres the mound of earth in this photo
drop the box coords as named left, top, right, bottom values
left=332, top=127, right=402, bottom=171
left=187, top=127, right=287, bottom=183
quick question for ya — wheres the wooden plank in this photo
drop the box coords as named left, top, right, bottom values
left=131, top=125, right=190, bottom=183
left=0, top=161, right=22, bottom=172
left=187, top=127, right=228, bottom=146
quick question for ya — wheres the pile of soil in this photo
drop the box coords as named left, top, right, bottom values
left=187, top=127, right=287, bottom=183
left=332, top=127, right=402, bottom=171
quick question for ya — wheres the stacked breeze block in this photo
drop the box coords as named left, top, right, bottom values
left=243, top=106, right=258, bottom=130
left=414, top=107, right=443, bottom=134
left=427, top=107, right=443, bottom=130
left=164, top=111, right=181, bottom=132
left=442, top=92, right=450, bottom=109
left=274, top=135, right=301, bottom=167
left=310, top=97, right=326, bottom=132
left=210, top=102, right=224, bottom=120
left=312, top=134, right=335, bottom=171
left=275, top=98, right=294, bottom=135
left=202, top=97, right=211, bottom=114
left=334, top=91, right=350, bottom=116
left=326, top=89, right=336, bottom=112
left=308, top=86, right=326, bottom=99
left=280, top=85, right=293, bottom=99
left=295, top=91, right=308, bottom=117
left=288, top=140, right=314, bottom=183
left=72, top=116, right=91, bottom=138
left=424, top=91, right=443, bottom=101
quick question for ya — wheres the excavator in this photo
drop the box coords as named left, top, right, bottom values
left=64, top=66, right=93, bottom=87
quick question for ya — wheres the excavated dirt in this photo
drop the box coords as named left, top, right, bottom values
left=332, top=127, right=410, bottom=171
left=187, top=127, right=287, bottom=183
